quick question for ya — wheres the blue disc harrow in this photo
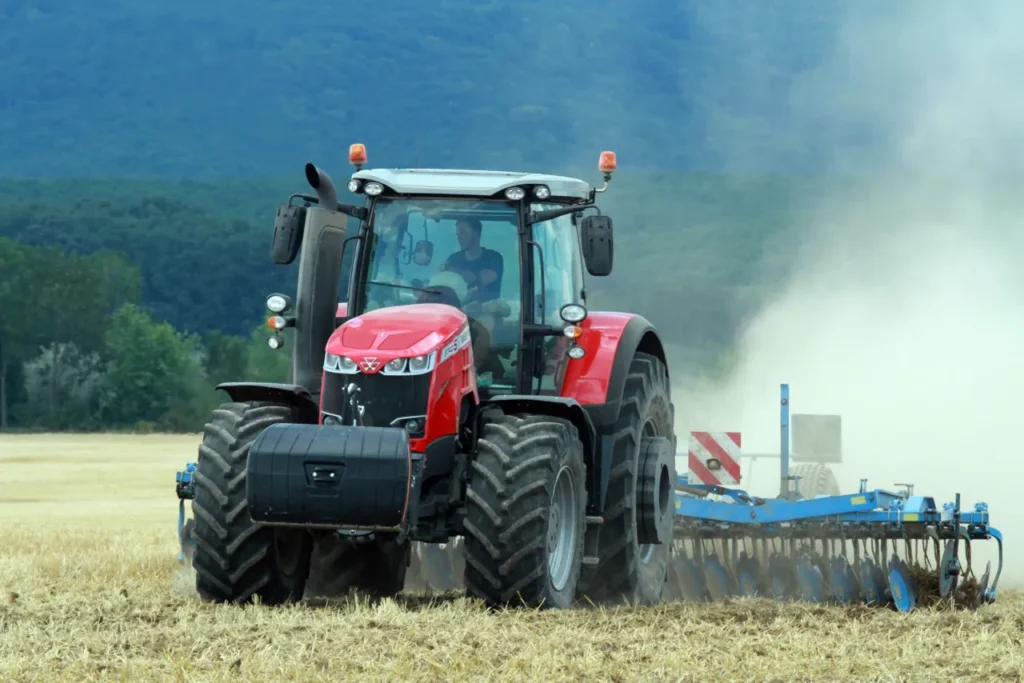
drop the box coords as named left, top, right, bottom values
left=665, top=384, right=1003, bottom=612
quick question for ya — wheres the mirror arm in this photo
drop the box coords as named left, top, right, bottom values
left=288, top=193, right=368, bottom=222
left=526, top=203, right=595, bottom=226
left=523, top=323, right=566, bottom=338
left=338, top=203, right=369, bottom=221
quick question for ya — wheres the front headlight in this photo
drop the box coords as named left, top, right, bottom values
left=559, top=303, right=587, bottom=323
left=324, top=353, right=359, bottom=374
left=380, top=353, right=435, bottom=375
left=266, top=293, right=292, bottom=313
left=408, top=354, right=433, bottom=373
left=385, top=358, right=407, bottom=373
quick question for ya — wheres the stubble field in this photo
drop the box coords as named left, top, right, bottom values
left=1, top=432, right=1022, bottom=682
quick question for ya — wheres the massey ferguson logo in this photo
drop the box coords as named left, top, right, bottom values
left=359, top=357, right=380, bottom=373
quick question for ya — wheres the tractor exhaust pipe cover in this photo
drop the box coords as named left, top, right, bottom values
left=291, top=163, right=347, bottom=395
left=305, top=163, right=338, bottom=211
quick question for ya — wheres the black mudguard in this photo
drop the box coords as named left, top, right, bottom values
left=246, top=423, right=415, bottom=529
left=216, top=381, right=320, bottom=423
left=479, top=394, right=599, bottom=510
left=481, top=394, right=597, bottom=460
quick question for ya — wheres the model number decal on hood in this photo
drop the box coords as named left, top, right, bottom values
left=440, top=325, right=472, bottom=364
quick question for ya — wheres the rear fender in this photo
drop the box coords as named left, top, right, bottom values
left=477, top=395, right=598, bottom=506
left=560, top=312, right=668, bottom=428
left=215, top=382, right=320, bottom=424
left=557, top=313, right=669, bottom=514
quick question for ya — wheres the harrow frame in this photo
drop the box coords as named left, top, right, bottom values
left=669, top=383, right=1003, bottom=612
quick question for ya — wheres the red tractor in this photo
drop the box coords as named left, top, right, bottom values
left=182, top=146, right=678, bottom=609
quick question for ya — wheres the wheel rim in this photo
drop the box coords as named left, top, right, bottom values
left=548, top=464, right=579, bottom=592
left=638, top=417, right=658, bottom=564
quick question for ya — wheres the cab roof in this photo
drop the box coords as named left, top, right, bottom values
left=350, top=168, right=593, bottom=200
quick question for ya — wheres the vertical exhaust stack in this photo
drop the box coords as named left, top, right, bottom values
left=305, top=163, right=339, bottom=210
left=292, top=163, right=348, bottom=396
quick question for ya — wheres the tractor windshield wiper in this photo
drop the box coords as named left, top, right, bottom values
left=366, top=280, right=439, bottom=295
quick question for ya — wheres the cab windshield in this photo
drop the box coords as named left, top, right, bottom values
left=359, top=197, right=523, bottom=395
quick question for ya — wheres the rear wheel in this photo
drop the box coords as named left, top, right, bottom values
left=304, top=532, right=410, bottom=599
left=579, top=352, right=675, bottom=605
left=463, top=412, right=587, bottom=608
left=191, top=401, right=312, bottom=605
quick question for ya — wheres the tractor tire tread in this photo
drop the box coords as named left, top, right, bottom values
left=578, top=352, right=674, bottom=605
left=463, top=412, right=587, bottom=608
left=191, top=400, right=311, bottom=605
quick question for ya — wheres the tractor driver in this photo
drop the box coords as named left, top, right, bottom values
left=441, top=218, right=503, bottom=305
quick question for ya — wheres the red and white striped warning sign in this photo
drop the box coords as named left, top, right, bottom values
left=688, top=431, right=742, bottom=486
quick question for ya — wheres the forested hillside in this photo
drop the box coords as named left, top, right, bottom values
left=0, top=0, right=844, bottom=431
left=0, top=0, right=851, bottom=178
left=5, top=1, right=1020, bottom=432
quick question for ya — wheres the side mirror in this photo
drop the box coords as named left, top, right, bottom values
left=271, top=205, right=306, bottom=265
left=413, top=240, right=434, bottom=266
left=580, top=215, right=613, bottom=276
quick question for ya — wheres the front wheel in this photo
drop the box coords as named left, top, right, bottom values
left=462, top=413, right=587, bottom=609
left=191, top=401, right=313, bottom=605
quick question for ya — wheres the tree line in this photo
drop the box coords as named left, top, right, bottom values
left=0, top=238, right=288, bottom=432
left=0, top=172, right=816, bottom=432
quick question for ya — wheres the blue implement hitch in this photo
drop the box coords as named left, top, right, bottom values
left=175, top=462, right=196, bottom=564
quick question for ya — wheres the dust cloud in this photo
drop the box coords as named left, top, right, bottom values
left=672, top=2, right=1024, bottom=587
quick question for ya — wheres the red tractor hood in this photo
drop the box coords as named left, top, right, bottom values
left=325, top=303, right=468, bottom=367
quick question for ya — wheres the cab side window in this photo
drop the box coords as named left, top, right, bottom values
left=531, top=209, right=584, bottom=326
left=530, top=208, right=585, bottom=394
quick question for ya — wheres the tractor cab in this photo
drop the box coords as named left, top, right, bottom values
left=268, top=144, right=617, bottom=406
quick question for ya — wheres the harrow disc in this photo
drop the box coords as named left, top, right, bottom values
left=675, top=554, right=706, bottom=602
left=829, top=555, right=860, bottom=604
left=178, top=518, right=195, bottom=566
left=860, top=557, right=888, bottom=606
left=736, top=551, right=761, bottom=597
left=887, top=555, right=918, bottom=613
left=975, top=562, right=992, bottom=609
left=938, top=540, right=959, bottom=598
left=768, top=552, right=797, bottom=600
left=796, top=553, right=828, bottom=603
left=703, top=553, right=735, bottom=599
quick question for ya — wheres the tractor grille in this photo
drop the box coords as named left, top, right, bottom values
left=320, top=368, right=431, bottom=434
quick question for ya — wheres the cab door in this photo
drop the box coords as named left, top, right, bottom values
left=525, top=208, right=586, bottom=396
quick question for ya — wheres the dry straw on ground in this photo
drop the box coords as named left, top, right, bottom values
left=2, top=433, right=1021, bottom=682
